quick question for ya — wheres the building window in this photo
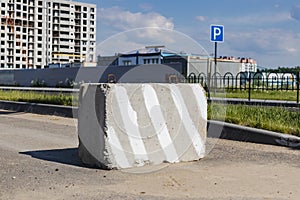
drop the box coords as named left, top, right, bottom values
left=152, top=58, right=159, bottom=64
left=90, top=8, right=95, bottom=12
left=123, top=60, right=132, bottom=66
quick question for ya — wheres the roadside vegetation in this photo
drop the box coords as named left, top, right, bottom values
left=208, top=103, right=300, bottom=137
left=211, top=90, right=298, bottom=101
left=0, top=90, right=299, bottom=137
left=0, top=90, right=77, bottom=106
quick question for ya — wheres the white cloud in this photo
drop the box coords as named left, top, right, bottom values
left=97, top=28, right=209, bottom=57
left=221, top=12, right=292, bottom=26
left=97, top=7, right=177, bottom=55
left=196, top=16, right=206, bottom=22
left=225, top=29, right=300, bottom=67
left=98, top=7, right=174, bottom=30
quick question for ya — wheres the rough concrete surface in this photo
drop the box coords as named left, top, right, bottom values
left=1, top=110, right=300, bottom=200
left=78, top=83, right=207, bottom=169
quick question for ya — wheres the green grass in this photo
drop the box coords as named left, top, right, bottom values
left=211, top=90, right=298, bottom=101
left=208, top=103, right=300, bottom=137
left=1, top=90, right=300, bottom=137
left=0, top=90, right=77, bottom=106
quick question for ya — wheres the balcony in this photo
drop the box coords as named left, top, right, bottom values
left=59, top=27, right=71, bottom=32
left=59, top=41, right=71, bottom=46
left=59, top=20, right=70, bottom=25
left=60, top=13, right=70, bottom=18
left=59, top=48, right=74, bottom=53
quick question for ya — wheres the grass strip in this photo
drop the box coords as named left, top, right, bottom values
left=1, top=90, right=299, bottom=137
left=0, top=90, right=77, bottom=106
left=208, top=103, right=300, bottom=137
left=212, top=90, right=298, bottom=101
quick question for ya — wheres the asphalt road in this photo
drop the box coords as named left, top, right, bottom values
left=1, top=110, right=300, bottom=200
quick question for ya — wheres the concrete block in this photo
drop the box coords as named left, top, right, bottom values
left=78, top=83, right=207, bottom=169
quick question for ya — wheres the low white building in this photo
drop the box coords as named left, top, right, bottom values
left=103, top=46, right=258, bottom=77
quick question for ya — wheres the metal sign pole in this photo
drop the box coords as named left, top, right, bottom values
left=214, top=42, right=217, bottom=94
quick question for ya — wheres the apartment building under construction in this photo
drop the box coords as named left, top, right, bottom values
left=0, top=0, right=96, bottom=69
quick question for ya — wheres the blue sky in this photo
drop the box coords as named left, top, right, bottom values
left=81, top=0, right=300, bottom=68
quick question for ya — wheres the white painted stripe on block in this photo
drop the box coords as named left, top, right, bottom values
left=142, top=85, right=179, bottom=163
left=169, top=85, right=205, bottom=157
left=190, top=84, right=207, bottom=120
left=115, top=86, right=149, bottom=165
left=107, top=126, right=131, bottom=168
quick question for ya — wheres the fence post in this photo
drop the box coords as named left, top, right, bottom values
left=248, top=74, right=251, bottom=101
left=207, top=73, right=211, bottom=101
left=297, top=71, right=299, bottom=104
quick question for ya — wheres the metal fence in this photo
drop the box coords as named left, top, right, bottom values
left=186, top=71, right=300, bottom=103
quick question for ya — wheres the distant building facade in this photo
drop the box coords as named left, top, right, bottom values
left=97, top=46, right=258, bottom=77
left=0, top=0, right=96, bottom=69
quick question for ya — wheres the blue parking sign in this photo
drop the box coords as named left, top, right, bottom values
left=210, top=25, right=224, bottom=42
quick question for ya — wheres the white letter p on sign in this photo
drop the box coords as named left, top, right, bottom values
left=213, top=27, right=221, bottom=40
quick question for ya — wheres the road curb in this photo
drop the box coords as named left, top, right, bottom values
left=209, top=98, right=300, bottom=108
left=1, top=100, right=300, bottom=149
left=208, top=120, right=300, bottom=148
left=0, top=100, right=77, bottom=118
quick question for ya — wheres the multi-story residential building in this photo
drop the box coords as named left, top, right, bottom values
left=0, top=0, right=96, bottom=69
